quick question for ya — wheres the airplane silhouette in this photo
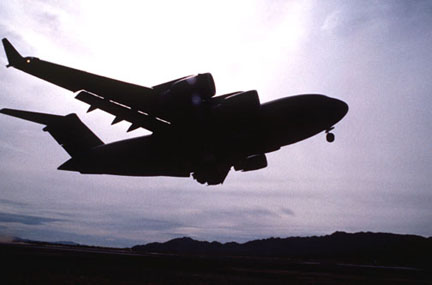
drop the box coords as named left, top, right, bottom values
left=0, top=38, right=348, bottom=185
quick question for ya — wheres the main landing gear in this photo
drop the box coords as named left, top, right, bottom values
left=326, top=127, right=335, bottom=143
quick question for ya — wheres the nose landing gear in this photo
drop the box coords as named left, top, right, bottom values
left=326, top=127, right=335, bottom=143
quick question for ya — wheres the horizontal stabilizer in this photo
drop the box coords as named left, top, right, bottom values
left=0, top=108, right=103, bottom=157
left=0, top=108, right=63, bottom=124
left=2, top=38, right=24, bottom=67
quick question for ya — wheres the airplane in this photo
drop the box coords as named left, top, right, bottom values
left=0, top=38, right=348, bottom=185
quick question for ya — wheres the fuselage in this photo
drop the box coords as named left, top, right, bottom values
left=260, top=94, right=348, bottom=149
left=60, top=94, right=348, bottom=177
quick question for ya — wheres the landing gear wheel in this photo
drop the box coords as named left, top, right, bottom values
left=326, top=132, right=335, bottom=143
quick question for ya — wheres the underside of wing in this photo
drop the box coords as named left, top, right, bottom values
left=75, top=91, right=170, bottom=133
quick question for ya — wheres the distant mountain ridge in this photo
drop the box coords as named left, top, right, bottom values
left=132, top=232, right=432, bottom=267
left=13, top=237, right=80, bottom=246
left=9, top=232, right=432, bottom=267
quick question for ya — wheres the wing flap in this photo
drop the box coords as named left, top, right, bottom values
left=75, top=91, right=170, bottom=133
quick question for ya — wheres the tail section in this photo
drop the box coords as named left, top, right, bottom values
left=0, top=108, right=103, bottom=157
left=2, top=38, right=24, bottom=67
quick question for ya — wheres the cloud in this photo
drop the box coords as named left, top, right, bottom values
left=320, top=0, right=432, bottom=41
left=108, top=217, right=184, bottom=232
left=280, top=207, right=295, bottom=216
left=0, top=199, right=27, bottom=207
left=0, top=212, right=63, bottom=225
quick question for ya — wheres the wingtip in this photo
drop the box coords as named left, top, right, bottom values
left=1, top=38, right=9, bottom=46
left=2, top=38, right=23, bottom=67
left=0, top=108, right=12, bottom=115
left=0, top=108, right=22, bottom=118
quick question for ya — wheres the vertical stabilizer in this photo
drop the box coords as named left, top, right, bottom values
left=0, top=108, right=104, bottom=157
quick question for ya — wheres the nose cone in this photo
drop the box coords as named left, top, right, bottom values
left=327, top=97, right=349, bottom=125
left=334, top=98, right=349, bottom=118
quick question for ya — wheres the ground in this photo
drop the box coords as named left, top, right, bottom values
left=1, top=243, right=430, bottom=284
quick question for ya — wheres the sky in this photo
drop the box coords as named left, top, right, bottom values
left=0, top=0, right=431, bottom=247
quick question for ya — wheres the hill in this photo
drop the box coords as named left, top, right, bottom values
left=132, top=231, right=432, bottom=267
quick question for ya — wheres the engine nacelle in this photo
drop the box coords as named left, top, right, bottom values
left=159, top=73, right=216, bottom=107
left=234, top=154, right=267, bottom=172
left=212, top=90, right=260, bottom=119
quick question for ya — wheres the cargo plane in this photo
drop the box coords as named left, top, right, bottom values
left=0, top=38, right=348, bottom=185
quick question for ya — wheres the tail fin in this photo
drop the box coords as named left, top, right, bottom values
left=2, top=38, right=24, bottom=67
left=0, top=108, right=103, bottom=157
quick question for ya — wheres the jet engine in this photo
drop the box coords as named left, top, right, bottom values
left=212, top=90, right=260, bottom=119
left=159, top=73, right=216, bottom=107
left=234, top=154, right=267, bottom=172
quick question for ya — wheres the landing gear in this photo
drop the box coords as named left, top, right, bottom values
left=326, top=132, right=335, bottom=143
left=326, top=127, right=335, bottom=143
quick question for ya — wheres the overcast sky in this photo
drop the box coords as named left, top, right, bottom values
left=0, top=0, right=431, bottom=247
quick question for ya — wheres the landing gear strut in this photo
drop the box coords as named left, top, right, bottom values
left=326, top=127, right=335, bottom=143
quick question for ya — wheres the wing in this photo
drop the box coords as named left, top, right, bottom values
left=2, top=38, right=168, bottom=133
